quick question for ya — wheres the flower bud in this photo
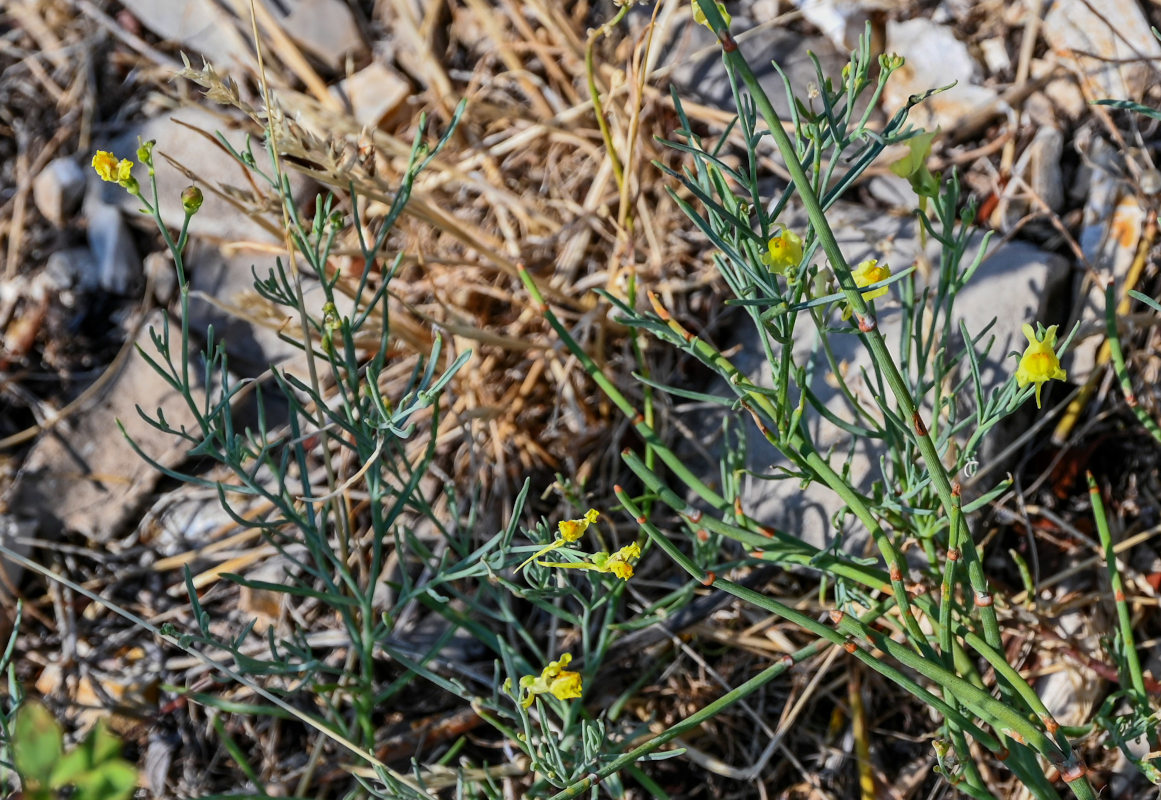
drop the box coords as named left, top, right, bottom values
left=136, top=138, right=156, bottom=165
left=181, top=185, right=204, bottom=214
left=879, top=53, right=904, bottom=72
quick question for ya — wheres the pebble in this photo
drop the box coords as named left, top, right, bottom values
left=32, top=157, right=86, bottom=228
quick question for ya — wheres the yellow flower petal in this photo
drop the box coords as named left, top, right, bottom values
left=762, top=227, right=804, bottom=275
left=843, top=259, right=892, bottom=320
left=852, top=258, right=891, bottom=301
left=558, top=509, right=599, bottom=543
left=519, top=654, right=583, bottom=707
left=1015, top=323, right=1067, bottom=409
left=548, top=670, right=583, bottom=701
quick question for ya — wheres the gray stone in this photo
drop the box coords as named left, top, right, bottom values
left=118, top=0, right=364, bottom=75
left=330, top=62, right=411, bottom=129
left=84, top=194, right=140, bottom=294
left=3, top=310, right=203, bottom=542
left=118, top=0, right=256, bottom=75
left=144, top=250, right=179, bottom=306
left=1042, top=0, right=1161, bottom=102
left=44, top=247, right=97, bottom=292
left=667, top=22, right=855, bottom=125
left=33, top=158, right=86, bottom=228
left=701, top=201, right=1067, bottom=553
left=266, top=0, right=365, bottom=71
left=883, top=18, right=1006, bottom=131
left=185, top=240, right=317, bottom=379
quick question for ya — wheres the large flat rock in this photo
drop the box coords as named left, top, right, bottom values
left=4, top=310, right=202, bottom=545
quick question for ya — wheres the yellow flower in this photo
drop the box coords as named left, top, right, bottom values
left=517, top=509, right=600, bottom=571
left=1016, top=323, right=1067, bottom=409
left=842, top=259, right=891, bottom=319
left=599, top=542, right=642, bottom=580
left=536, top=541, right=642, bottom=581
left=762, top=227, right=804, bottom=275
left=519, top=653, right=583, bottom=708
left=692, top=0, right=730, bottom=29
left=92, top=151, right=134, bottom=185
left=558, top=508, right=599, bottom=543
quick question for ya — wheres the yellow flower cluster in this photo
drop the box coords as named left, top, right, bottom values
left=519, top=653, right=583, bottom=708
left=518, top=508, right=643, bottom=581
left=517, top=508, right=602, bottom=571
left=1016, top=323, right=1067, bottom=409
left=537, top=541, right=642, bottom=581
left=91, top=151, right=135, bottom=189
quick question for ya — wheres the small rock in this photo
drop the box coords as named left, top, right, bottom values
left=1031, top=58, right=1087, bottom=121
left=144, top=250, right=178, bottom=306
left=978, top=37, right=1011, bottom=76
left=32, top=158, right=86, bottom=228
left=670, top=25, right=856, bottom=126
left=1042, top=0, right=1161, bottom=102
left=267, top=0, right=365, bottom=72
left=331, top=62, right=411, bottom=129
left=44, top=247, right=97, bottom=292
left=84, top=195, right=140, bottom=294
left=991, top=126, right=1064, bottom=230
left=117, top=0, right=256, bottom=75
left=792, top=0, right=880, bottom=52
left=883, top=18, right=1005, bottom=131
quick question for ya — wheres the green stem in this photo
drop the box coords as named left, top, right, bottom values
left=585, top=5, right=629, bottom=189
left=1105, top=281, right=1161, bottom=444
left=615, top=488, right=1001, bottom=748
left=1088, top=471, right=1146, bottom=701
left=517, top=265, right=727, bottom=513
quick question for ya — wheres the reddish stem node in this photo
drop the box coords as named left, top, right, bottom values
left=1060, top=758, right=1088, bottom=783
left=913, top=412, right=928, bottom=437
